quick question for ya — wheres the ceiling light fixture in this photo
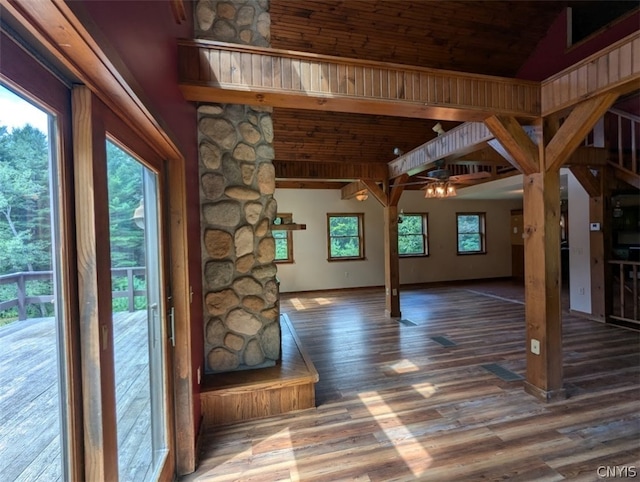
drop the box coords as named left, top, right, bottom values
left=355, top=191, right=368, bottom=201
left=424, top=181, right=456, bottom=199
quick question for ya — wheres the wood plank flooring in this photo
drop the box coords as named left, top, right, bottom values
left=183, top=282, right=639, bottom=482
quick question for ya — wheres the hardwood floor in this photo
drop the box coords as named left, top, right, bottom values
left=184, top=283, right=639, bottom=481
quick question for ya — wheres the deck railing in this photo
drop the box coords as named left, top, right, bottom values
left=0, top=267, right=146, bottom=321
left=609, top=260, right=640, bottom=327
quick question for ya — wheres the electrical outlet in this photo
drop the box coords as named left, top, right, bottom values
left=530, top=339, right=540, bottom=355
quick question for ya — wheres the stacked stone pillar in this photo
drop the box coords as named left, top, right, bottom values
left=195, top=0, right=279, bottom=373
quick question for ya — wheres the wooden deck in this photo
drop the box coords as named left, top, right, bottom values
left=0, top=310, right=152, bottom=482
left=184, top=282, right=640, bottom=481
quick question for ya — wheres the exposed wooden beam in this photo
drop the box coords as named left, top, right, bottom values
left=545, top=93, right=619, bottom=172
left=170, top=0, right=187, bottom=24
left=569, top=166, right=601, bottom=198
left=388, top=122, right=493, bottom=178
left=1, top=0, right=183, bottom=162
left=485, top=116, right=539, bottom=175
left=178, top=39, right=541, bottom=122
left=388, top=174, right=408, bottom=206
left=384, top=206, right=401, bottom=318
left=361, top=180, right=388, bottom=207
left=341, top=181, right=368, bottom=200
left=542, top=32, right=640, bottom=116
left=447, top=146, right=513, bottom=166
left=72, top=86, right=119, bottom=481
left=565, top=146, right=608, bottom=167
left=276, top=180, right=347, bottom=189
left=522, top=169, right=564, bottom=401
left=610, top=163, right=640, bottom=189
left=275, top=160, right=387, bottom=181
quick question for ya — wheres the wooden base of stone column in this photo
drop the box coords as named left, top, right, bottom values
left=200, top=314, right=318, bottom=428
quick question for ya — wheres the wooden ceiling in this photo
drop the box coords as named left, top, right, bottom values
left=268, top=0, right=568, bottom=186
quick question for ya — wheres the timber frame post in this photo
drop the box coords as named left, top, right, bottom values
left=384, top=176, right=406, bottom=318
left=485, top=92, right=618, bottom=401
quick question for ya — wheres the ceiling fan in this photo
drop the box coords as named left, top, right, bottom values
left=397, top=160, right=492, bottom=198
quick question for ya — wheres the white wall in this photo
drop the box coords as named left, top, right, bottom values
left=567, top=171, right=592, bottom=313
left=274, top=189, right=522, bottom=293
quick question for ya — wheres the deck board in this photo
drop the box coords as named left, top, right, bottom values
left=184, top=282, right=639, bottom=481
left=0, top=310, right=152, bottom=482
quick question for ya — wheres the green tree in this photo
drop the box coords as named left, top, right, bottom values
left=0, top=125, right=51, bottom=273
left=329, top=215, right=361, bottom=258
left=106, top=141, right=144, bottom=268
left=398, top=214, right=425, bottom=255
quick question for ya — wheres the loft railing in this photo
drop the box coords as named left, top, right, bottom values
left=607, top=108, right=639, bottom=175
left=609, top=260, right=640, bottom=327
left=0, top=267, right=146, bottom=321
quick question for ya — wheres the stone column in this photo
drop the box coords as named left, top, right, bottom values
left=195, top=0, right=279, bottom=373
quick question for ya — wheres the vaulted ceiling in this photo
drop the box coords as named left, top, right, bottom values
left=268, top=0, right=569, bottom=186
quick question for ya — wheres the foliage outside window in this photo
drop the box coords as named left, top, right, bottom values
left=398, top=213, right=428, bottom=256
left=273, top=213, right=293, bottom=263
left=457, top=213, right=486, bottom=254
left=327, top=213, right=364, bottom=260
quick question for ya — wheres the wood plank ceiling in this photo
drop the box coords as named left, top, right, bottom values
left=268, top=0, right=567, bottom=187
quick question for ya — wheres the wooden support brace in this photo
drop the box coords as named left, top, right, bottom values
left=388, top=174, right=408, bottom=207
left=361, top=179, right=388, bottom=207
left=569, top=166, right=601, bottom=198
left=545, top=93, right=618, bottom=172
left=485, top=115, right=539, bottom=175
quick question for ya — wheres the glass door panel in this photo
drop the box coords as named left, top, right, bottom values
left=106, top=141, right=167, bottom=481
left=0, top=85, right=69, bottom=480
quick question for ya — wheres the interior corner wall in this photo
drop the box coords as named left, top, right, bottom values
left=568, top=170, right=592, bottom=314
left=274, top=189, right=522, bottom=293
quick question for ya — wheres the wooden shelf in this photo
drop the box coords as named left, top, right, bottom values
left=272, top=223, right=307, bottom=231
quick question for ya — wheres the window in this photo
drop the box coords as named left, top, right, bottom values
left=398, top=213, right=429, bottom=256
left=327, top=213, right=365, bottom=260
left=457, top=213, right=486, bottom=254
left=273, top=213, right=293, bottom=263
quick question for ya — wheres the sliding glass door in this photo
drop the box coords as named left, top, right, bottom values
left=0, top=85, right=70, bottom=480
left=107, top=141, right=168, bottom=481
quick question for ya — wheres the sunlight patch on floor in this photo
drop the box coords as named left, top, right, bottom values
left=252, top=428, right=300, bottom=481
left=388, top=359, right=420, bottom=374
left=411, top=382, right=438, bottom=399
left=358, top=392, right=433, bottom=477
left=314, top=297, right=332, bottom=305
left=289, top=298, right=306, bottom=311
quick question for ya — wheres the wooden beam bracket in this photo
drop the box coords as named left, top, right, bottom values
left=484, top=116, right=539, bottom=175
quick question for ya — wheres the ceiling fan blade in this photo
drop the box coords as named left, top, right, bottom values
left=450, top=172, right=492, bottom=183
left=416, top=175, right=440, bottom=181
left=394, top=181, right=430, bottom=187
